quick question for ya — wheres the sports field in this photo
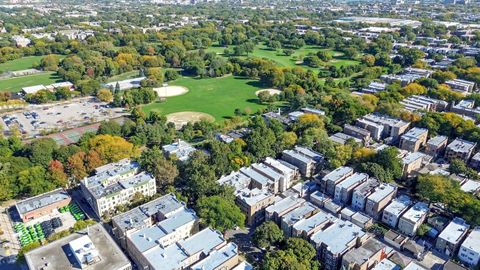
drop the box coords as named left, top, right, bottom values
left=206, top=44, right=359, bottom=70
left=142, top=76, right=266, bottom=121
left=0, top=55, right=64, bottom=72
left=0, top=72, right=63, bottom=92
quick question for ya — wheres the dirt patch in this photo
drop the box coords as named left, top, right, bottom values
left=166, top=111, right=215, bottom=129
left=154, top=86, right=189, bottom=97
left=255, top=88, right=282, bottom=96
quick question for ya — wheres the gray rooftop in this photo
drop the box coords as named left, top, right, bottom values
left=240, top=167, right=272, bottom=186
left=402, top=152, right=426, bottom=165
left=404, top=262, right=427, bottom=270
left=25, top=223, right=130, bottom=270
left=237, top=188, right=274, bottom=206
left=343, top=238, right=385, bottom=265
left=178, top=227, right=225, bottom=256
left=384, top=195, right=412, bottom=216
left=292, top=210, right=335, bottom=234
left=461, top=226, right=480, bottom=253
left=139, top=193, right=184, bottom=218
left=402, top=202, right=429, bottom=223
left=372, top=259, right=400, bottom=270
left=281, top=202, right=317, bottom=226
left=112, top=193, right=184, bottom=233
left=336, top=173, right=368, bottom=190
left=16, top=188, right=70, bottom=216
left=428, top=135, right=448, bottom=147
left=447, top=139, right=476, bottom=153
left=438, top=217, right=469, bottom=244
left=401, top=128, right=428, bottom=142
left=310, top=219, right=365, bottom=254
left=266, top=196, right=304, bottom=215
left=323, top=166, right=354, bottom=183
left=367, top=184, right=397, bottom=203
left=190, top=242, right=238, bottom=270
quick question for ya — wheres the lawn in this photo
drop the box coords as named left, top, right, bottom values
left=0, top=72, right=63, bottom=92
left=206, top=44, right=359, bottom=71
left=107, top=70, right=141, bottom=82
left=142, top=75, right=266, bottom=121
left=0, top=55, right=64, bottom=72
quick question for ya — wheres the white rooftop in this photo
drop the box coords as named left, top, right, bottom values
left=438, top=217, right=469, bottom=244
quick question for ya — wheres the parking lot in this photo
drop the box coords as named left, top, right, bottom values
left=0, top=97, right=126, bottom=138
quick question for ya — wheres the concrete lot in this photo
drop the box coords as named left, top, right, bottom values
left=0, top=97, right=126, bottom=138
left=24, top=223, right=130, bottom=270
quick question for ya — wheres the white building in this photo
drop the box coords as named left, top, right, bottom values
left=398, top=202, right=429, bottom=236
left=458, top=227, right=480, bottom=266
left=80, top=159, right=156, bottom=218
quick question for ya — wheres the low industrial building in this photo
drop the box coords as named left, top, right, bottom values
left=15, top=188, right=71, bottom=223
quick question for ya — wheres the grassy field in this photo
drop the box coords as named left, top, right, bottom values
left=0, top=72, right=63, bottom=92
left=106, top=70, right=141, bottom=82
left=0, top=55, right=64, bottom=72
left=142, top=75, right=266, bottom=121
left=206, top=44, right=359, bottom=71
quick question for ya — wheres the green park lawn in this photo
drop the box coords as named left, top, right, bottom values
left=142, top=75, right=267, bottom=121
left=0, top=55, right=64, bottom=72
left=0, top=72, right=63, bottom=93
left=206, top=44, right=359, bottom=71
left=107, top=70, right=141, bottom=82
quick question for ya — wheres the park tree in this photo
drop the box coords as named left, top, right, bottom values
left=88, top=134, right=138, bottom=163
left=40, top=54, right=60, bottom=71
left=196, top=195, right=245, bottom=232
left=97, top=88, right=113, bottom=102
left=23, top=138, right=57, bottom=167
left=97, top=121, right=122, bottom=136
left=253, top=221, right=284, bottom=249
left=138, top=147, right=179, bottom=188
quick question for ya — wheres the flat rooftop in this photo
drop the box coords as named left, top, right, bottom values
left=461, top=226, right=480, bottom=253
left=384, top=195, right=412, bottom=216
left=281, top=202, right=317, bottom=226
left=292, top=210, right=334, bottom=234
left=323, top=166, right=354, bottom=183
left=428, top=135, right=448, bottom=147
left=310, top=219, right=365, bottom=255
left=401, top=128, right=428, bottom=142
left=438, top=218, right=469, bottom=244
left=447, top=139, right=476, bottom=153
left=401, top=202, right=429, bottom=223
left=190, top=242, right=238, bottom=270
left=25, top=223, right=130, bottom=270
left=265, top=196, right=304, bottom=215
left=367, top=184, right=396, bottom=203
left=336, top=173, right=368, bottom=190
left=16, top=188, right=70, bottom=216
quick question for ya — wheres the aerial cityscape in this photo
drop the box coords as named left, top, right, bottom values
left=0, top=0, right=480, bottom=270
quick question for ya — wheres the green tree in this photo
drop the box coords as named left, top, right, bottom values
left=253, top=221, right=284, bottom=249
left=196, top=195, right=245, bottom=232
